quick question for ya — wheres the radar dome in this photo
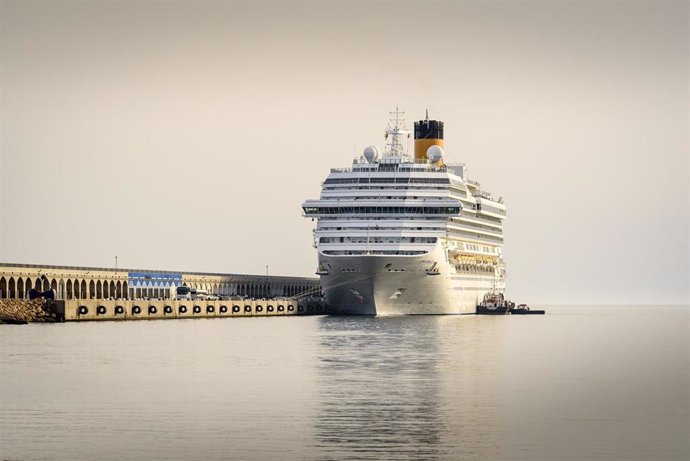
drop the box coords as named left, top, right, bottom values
left=426, top=145, right=444, bottom=163
left=363, top=145, right=379, bottom=163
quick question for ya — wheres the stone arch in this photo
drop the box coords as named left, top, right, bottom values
left=9, top=277, right=16, bottom=298
left=103, top=280, right=109, bottom=298
left=25, top=278, right=32, bottom=298
left=80, top=280, right=87, bottom=299
left=66, top=280, right=73, bottom=299
left=96, top=280, right=102, bottom=299
left=17, top=277, right=24, bottom=299
left=0, top=277, right=6, bottom=298
left=109, top=281, right=115, bottom=299
left=122, top=281, right=128, bottom=299
left=59, top=279, right=65, bottom=299
left=88, top=280, right=95, bottom=299
left=51, top=279, right=57, bottom=292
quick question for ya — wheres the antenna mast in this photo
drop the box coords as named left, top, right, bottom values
left=384, top=105, right=411, bottom=158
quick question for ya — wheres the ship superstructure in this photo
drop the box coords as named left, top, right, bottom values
left=302, top=109, right=506, bottom=315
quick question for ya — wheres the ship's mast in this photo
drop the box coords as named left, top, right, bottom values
left=384, top=106, right=411, bottom=158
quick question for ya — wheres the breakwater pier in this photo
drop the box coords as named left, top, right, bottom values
left=1, top=298, right=327, bottom=323
left=0, top=262, right=326, bottom=323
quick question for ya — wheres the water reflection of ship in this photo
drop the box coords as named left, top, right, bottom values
left=315, top=317, right=442, bottom=459
left=312, top=316, right=444, bottom=459
left=310, top=316, right=505, bottom=460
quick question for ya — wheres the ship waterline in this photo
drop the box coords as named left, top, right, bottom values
left=304, top=109, right=507, bottom=315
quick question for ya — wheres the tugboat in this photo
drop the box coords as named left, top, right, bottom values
left=476, top=291, right=513, bottom=315
left=510, top=303, right=545, bottom=315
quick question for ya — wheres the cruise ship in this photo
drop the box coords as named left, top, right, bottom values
left=302, top=109, right=506, bottom=315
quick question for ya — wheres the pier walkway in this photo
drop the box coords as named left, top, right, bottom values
left=0, top=263, right=321, bottom=301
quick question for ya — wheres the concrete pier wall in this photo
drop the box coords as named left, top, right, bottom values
left=63, top=299, right=328, bottom=321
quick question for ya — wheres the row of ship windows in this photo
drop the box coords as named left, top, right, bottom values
left=454, top=264, right=497, bottom=274
left=457, top=212, right=503, bottom=224
left=304, top=206, right=461, bottom=215
left=319, top=237, right=438, bottom=244
left=318, top=226, right=445, bottom=231
left=447, top=230, right=504, bottom=244
left=447, top=244, right=500, bottom=254
left=322, top=250, right=428, bottom=255
left=317, top=217, right=451, bottom=222
left=324, top=178, right=451, bottom=185
left=464, top=243, right=498, bottom=253
left=319, top=196, right=447, bottom=201
left=351, top=165, right=446, bottom=172
left=449, top=220, right=503, bottom=234
left=323, top=187, right=451, bottom=193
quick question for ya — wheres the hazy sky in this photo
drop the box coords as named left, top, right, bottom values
left=1, top=0, right=688, bottom=304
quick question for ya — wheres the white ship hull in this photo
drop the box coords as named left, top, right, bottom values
left=319, top=246, right=503, bottom=315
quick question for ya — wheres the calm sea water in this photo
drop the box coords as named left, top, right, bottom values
left=1, top=306, right=688, bottom=460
